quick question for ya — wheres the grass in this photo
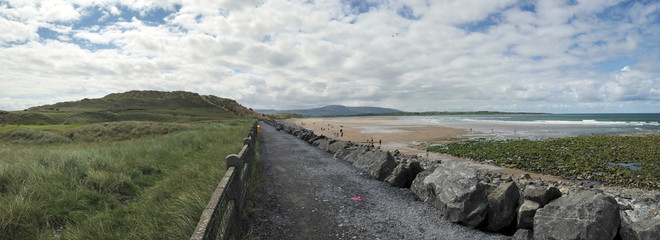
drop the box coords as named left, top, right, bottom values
left=429, top=134, right=660, bottom=189
left=0, top=119, right=255, bottom=239
left=0, top=90, right=254, bottom=125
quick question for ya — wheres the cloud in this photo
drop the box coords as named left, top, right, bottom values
left=0, top=0, right=659, bottom=113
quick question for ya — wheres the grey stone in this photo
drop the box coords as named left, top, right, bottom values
left=517, top=200, right=540, bottom=229
left=620, top=217, right=660, bottom=240
left=312, top=138, right=328, bottom=147
left=523, top=185, right=561, bottom=207
left=351, top=150, right=397, bottom=181
left=326, top=141, right=349, bottom=154
left=299, top=131, right=316, bottom=142
left=384, top=162, right=423, bottom=188
left=534, top=191, right=620, bottom=240
left=316, top=139, right=335, bottom=150
left=410, top=161, right=488, bottom=227
left=512, top=229, right=533, bottom=240
left=308, top=135, right=327, bottom=145
left=486, top=181, right=520, bottom=232
left=334, top=146, right=368, bottom=164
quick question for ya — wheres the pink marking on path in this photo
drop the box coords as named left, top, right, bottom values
left=351, top=196, right=363, bottom=201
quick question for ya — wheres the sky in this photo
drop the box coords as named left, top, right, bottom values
left=1, top=0, right=659, bottom=113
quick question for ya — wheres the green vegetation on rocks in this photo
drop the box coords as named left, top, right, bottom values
left=429, top=134, right=660, bottom=189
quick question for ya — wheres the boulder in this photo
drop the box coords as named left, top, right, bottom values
left=534, top=191, right=620, bottom=240
left=512, top=229, right=533, bottom=240
left=299, top=131, right=316, bottom=142
left=384, top=162, right=424, bottom=188
left=291, top=129, right=302, bottom=137
left=334, top=146, right=368, bottom=164
left=410, top=161, right=488, bottom=227
left=314, top=139, right=334, bottom=150
left=517, top=200, right=540, bottom=229
left=486, top=181, right=520, bottom=232
left=308, top=135, right=326, bottom=145
left=523, top=185, right=561, bottom=207
left=326, top=141, right=349, bottom=153
left=351, top=149, right=397, bottom=181
left=619, top=217, right=660, bottom=240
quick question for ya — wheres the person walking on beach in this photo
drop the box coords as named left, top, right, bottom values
left=340, top=129, right=343, bottom=137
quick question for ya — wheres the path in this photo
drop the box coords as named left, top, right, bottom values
left=250, top=122, right=508, bottom=240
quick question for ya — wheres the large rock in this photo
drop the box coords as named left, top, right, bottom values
left=299, top=130, right=316, bottom=142
left=517, top=200, right=540, bottom=229
left=314, top=138, right=333, bottom=150
left=512, top=229, right=533, bottom=240
left=308, top=135, right=327, bottom=145
left=311, top=137, right=328, bottom=147
left=486, top=181, right=520, bottom=232
left=384, top=162, right=423, bottom=188
left=334, top=146, right=368, bottom=164
left=410, top=161, right=488, bottom=227
left=620, top=217, right=660, bottom=240
left=534, top=191, right=620, bottom=240
left=326, top=141, right=349, bottom=153
left=351, top=149, right=397, bottom=181
left=523, top=185, right=561, bottom=207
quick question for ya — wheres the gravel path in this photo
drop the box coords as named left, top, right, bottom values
left=250, top=122, right=509, bottom=240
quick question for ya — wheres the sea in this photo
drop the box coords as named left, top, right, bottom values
left=409, top=113, right=660, bottom=140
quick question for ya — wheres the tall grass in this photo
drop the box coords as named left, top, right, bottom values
left=0, top=120, right=254, bottom=239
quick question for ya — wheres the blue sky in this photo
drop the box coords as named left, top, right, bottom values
left=1, top=0, right=659, bottom=113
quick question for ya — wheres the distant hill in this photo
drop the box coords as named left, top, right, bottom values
left=256, top=105, right=402, bottom=117
left=0, top=90, right=256, bottom=125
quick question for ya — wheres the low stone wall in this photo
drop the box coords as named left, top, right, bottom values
left=264, top=119, right=660, bottom=240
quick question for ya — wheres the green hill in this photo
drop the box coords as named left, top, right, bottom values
left=0, top=90, right=256, bottom=125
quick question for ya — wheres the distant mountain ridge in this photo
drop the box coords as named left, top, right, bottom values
left=256, top=105, right=402, bottom=117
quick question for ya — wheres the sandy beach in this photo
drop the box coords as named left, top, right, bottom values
left=293, top=116, right=565, bottom=182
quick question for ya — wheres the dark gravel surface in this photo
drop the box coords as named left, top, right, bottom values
left=250, top=122, right=509, bottom=240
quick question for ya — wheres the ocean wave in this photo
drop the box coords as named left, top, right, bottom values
left=456, top=118, right=660, bottom=126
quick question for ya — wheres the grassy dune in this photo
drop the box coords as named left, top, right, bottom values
left=0, top=120, right=254, bottom=239
left=429, top=134, right=660, bottom=189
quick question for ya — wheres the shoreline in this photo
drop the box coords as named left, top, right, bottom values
left=273, top=117, right=660, bottom=236
left=293, top=116, right=567, bottom=182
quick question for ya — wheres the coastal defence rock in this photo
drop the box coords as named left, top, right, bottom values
left=384, top=162, right=423, bottom=188
left=298, top=130, right=316, bottom=142
left=523, top=185, right=561, bottom=207
left=411, top=161, right=488, bottom=228
left=308, top=135, right=327, bottom=145
left=334, top=146, right=369, bottom=164
left=314, top=138, right=333, bottom=150
left=486, top=181, right=520, bottom=232
left=534, top=191, right=620, bottom=240
left=512, top=229, right=533, bottom=240
left=619, top=217, right=660, bottom=240
left=351, top=149, right=397, bottom=181
left=517, top=200, right=540, bottom=229
left=326, top=141, right=349, bottom=154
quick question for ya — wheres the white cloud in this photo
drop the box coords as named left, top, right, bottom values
left=0, top=0, right=658, bottom=113
left=0, top=18, right=37, bottom=43
left=41, top=0, right=81, bottom=22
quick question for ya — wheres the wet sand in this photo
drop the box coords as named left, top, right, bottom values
left=294, top=116, right=565, bottom=182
